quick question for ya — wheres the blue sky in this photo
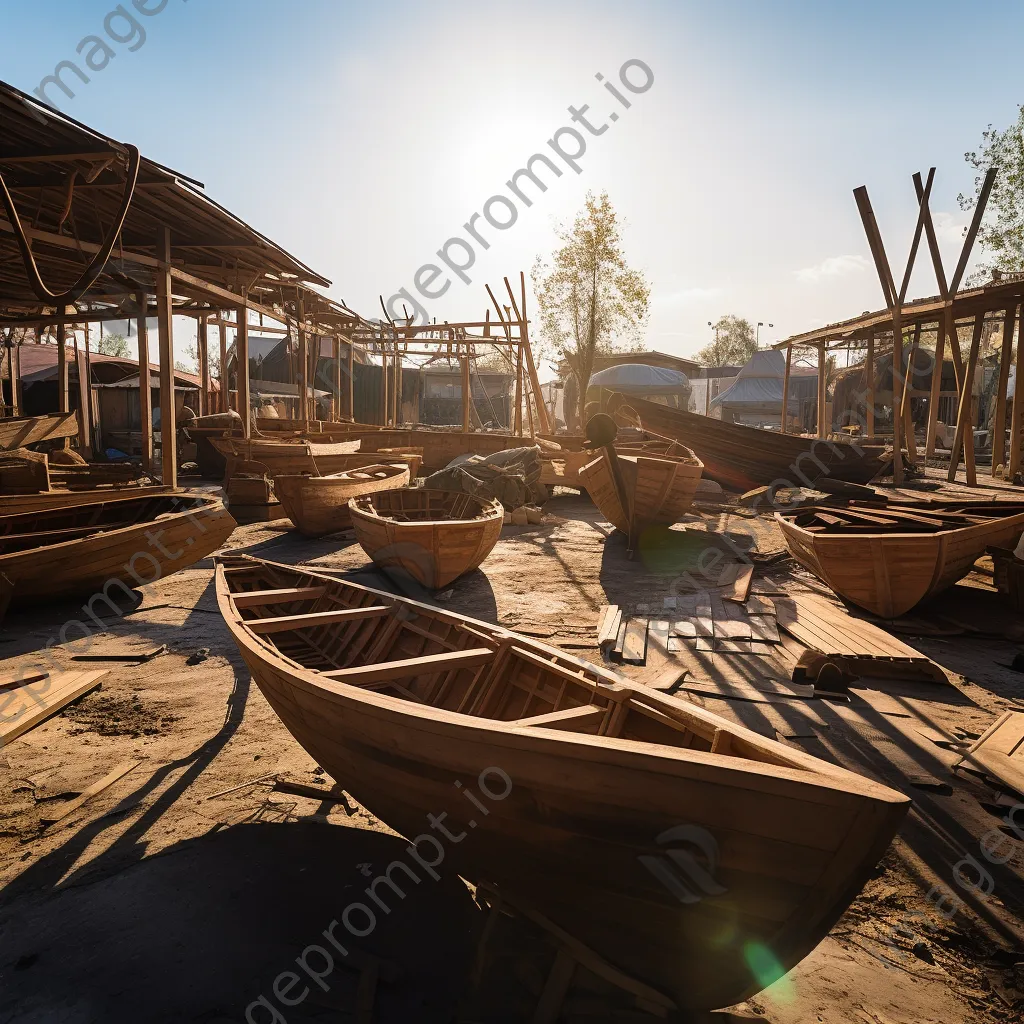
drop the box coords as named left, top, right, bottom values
left=3, top=0, right=1023, bottom=366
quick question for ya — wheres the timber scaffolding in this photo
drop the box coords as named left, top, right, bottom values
left=0, top=77, right=375, bottom=487
left=774, top=165, right=1024, bottom=488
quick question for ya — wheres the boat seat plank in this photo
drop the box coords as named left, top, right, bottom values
left=514, top=704, right=607, bottom=732
left=232, top=586, right=328, bottom=608
left=247, top=605, right=390, bottom=634
left=322, top=647, right=494, bottom=685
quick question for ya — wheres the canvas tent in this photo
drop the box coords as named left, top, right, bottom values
left=709, top=350, right=817, bottom=426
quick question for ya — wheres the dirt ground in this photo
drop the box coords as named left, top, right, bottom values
left=0, top=468, right=1022, bottom=1023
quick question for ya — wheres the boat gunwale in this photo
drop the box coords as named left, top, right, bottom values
left=775, top=504, right=1024, bottom=540
left=214, top=554, right=909, bottom=807
left=347, top=488, right=504, bottom=528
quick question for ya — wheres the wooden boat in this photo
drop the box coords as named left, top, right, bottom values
left=0, top=485, right=176, bottom=514
left=603, top=391, right=888, bottom=491
left=349, top=488, right=503, bottom=589
left=275, top=464, right=411, bottom=537
left=0, top=412, right=79, bottom=451
left=0, top=448, right=50, bottom=493
left=777, top=501, right=1024, bottom=617
left=0, top=492, right=236, bottom=616
left=215, top=554, right=909, bottom=1012
left=578, top=446, right=703, bottom=545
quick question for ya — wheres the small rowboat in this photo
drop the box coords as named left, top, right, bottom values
left=0, top=492, right=236, bottom=618
left=275, top=464, right=411, bottom=537
left=0, top=485, right=176, bottom=514
left=218, top=444, right=421, bottom=485
left=215, top=554, right=908, bottom=1013
left=348, top=488, right=503, bottom=589
left=777, top=501, right=1024, bottom=617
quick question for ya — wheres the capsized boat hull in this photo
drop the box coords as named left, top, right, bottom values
left=216, top=555, right=908, bottom=1011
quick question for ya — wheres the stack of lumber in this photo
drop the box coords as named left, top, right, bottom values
left=0, top=669, right=106, bottom=745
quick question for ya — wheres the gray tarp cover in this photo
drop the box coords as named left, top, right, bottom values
left=424, top=446, right=545, bottom=509
left=589, top=363, right=690, bottom=395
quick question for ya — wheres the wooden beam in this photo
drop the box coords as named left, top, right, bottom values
left=198, top=315, right=210, bottom=417
left=156, top=227, right=177, bottom=487
left=333, top=337, right=342, bottom=423
left=323, top=646, right=494, bottom=684
left=296, top=296, right=308, bottom=429
left=135, top=292, right=153, bottom=471
left=993, top=307, right=1016, bottom=475
left=925, top=318, right=945, bottom=458
left=865, top=332, right=874, bottom=437
left=900, top=321, right=920, bottom=464
left=947, top=312, right=985, bottom=485
left=10, top=336, right=21, bottom=416
left=75, top=339, right=92, bottom=459
left=816, top=343, right=827, bottom=439
left=462, top=345, right=471, bottom=432
left=219, top=317, right=229, bottom=414
left=56, top=322, right=68, bottom=414
left=1010, top=304, right=1024, bottom=482
left=247, top=605, right=390, bottom=635
left=950, top=167, right=997, bottom=295
left=780, top=344, right=792, bottom=434
left=514, top=341, right=523, bottom=433
left=236, top=305, right=250, bottom=438
left=347, top=337, right=354, bottom=420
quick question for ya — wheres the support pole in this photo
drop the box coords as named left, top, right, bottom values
left=900, top=322, right=920, bottom=464
left=892, top=327, right=905, bottom=484
left=948, top=312, right=985, bottom=485
left=219, top=317, right=229, bottom=414
left=347, top=337, right=354, bottom=421
left=514, top=341, right=524, bottom=434
left=462, top=343, right=471, bottom=432
left=297, top=297, right=309, bottom=429
left=1010, top=303, right=1024, bottom=482
left=379, top=337, right=388, bottom=426
left=780, top=345, right=792, bottom=433
left=198, top=315, right=210, bottom=417
left=816, top=343, right=827, bottom=439
left=925, top=319, right=945, bottom=458
left=865, top=333, right=875, bottom=437
left=156, top=227, right=177, bottom=487
left=10, top=334, right=21, bottom=416
left=393, top=336, right=401, bottom=425
left=993, top=306, right=1016, bottom=475
left=236, top=305, right=250, bottom=438
left=135, top=292, right=153, bottom=470
left=75, top=336, right=92, bottom=458
left=516, top=272, right=551, bottom=433
left=56, top=322, right=69, bottom=413
left=333, top=337, right=342, bottom=422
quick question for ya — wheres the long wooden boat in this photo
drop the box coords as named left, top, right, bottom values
left=0, top=485, right=177, bottom=514
left=0, top=492, right=236, bottom=616
left=275, top=465, right=411, bottom=537
left=777, top=501, right=1024, bottom=617
left=603, top=391, right=888, bottom=491
left=215, top=554, right=908, bottom=1012
left=349, top=488, right=503, bottom=589
left=0, top=412, right=79, bottom=451
left=578, top=447, right=703, bottom=542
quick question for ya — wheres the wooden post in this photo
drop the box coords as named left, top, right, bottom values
left=236, top=305, right=250, bottom=437
left=156, top=227, right=177, bottom=487
left=10, top=334, right=21, bottom=416
left=297, top=297, right=309, bottom=429
left=780, top=345, right=792, bottom=433
left=461, top=343, right=471, bottom=432
left=56, top=323, right=69, bottom=413
left=816, top=343, right=827, bottom=439
left=1009, top=304, right=1024, bottom=482
left=75, top=337, right=92, bottom=458
left=516, top=272, right=551, bottom=433
left=393, top=336, right=401, bottom=425
left=332, top=337, right=341, bottom=422
left=198, top=315, right=210, bottom=417
left=514, top=341, right=524, bottom=434
left=992, top=306, right=1016, bottom=475
left=135, top=292, right=153, bottom=470
left=900, top=322, right=920, bottom=464
left=925, top=319, right=945, bottom=458
left=379, top=337, right=388, bottom=427
left=347, top=337, right=354, bottom=421
left=219, top=318, right=229, bottom=414
left=948, top=312, right=985, bottom=485
left=892, top=327, right=905, bottom=483
left=865, top=333, right=875, bottom=437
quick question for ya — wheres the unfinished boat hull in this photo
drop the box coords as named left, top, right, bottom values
left=0, top=492, right=236, bottom=613
left=578, top=449, right=703, bottom=535
left=0, top=412, right=79, bottom=451
left=777, top=501, right=1024, bottom=617
left=603, top=391, right=887, bottom=491
left=217, top=445, right=421, bottom=485
left=216, top=555, right=908, bottom=1012
left=275, top=465, right=411, bottom=537
left=348, top=488, right=503, bottom=589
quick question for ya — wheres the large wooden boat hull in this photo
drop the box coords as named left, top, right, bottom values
left=603, top=391, right=887, bottom=491
left=215, top=442, right=421, bottom=485
left=349, top=488, right=503, bottom=589
left=0, top=412, right=79, bottom=451
left=0, top=485, right=177, bottom=514
left=578, top=449, right=703, bottom=535
left=274, top=465, right=411, bottom=537
left=215, top=555, right=908, bottom=1012
left=777, top=501, right=1024, bottom=617
left=0, top=492, right=236, bottom=613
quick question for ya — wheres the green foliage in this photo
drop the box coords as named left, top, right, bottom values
left=695, top=315, right=757, bottom=366
left=531, top=191, right=650, bottom=426
left=960, top=108, right=1024, bottom=280
left=94, top=332, right=129, bottom=358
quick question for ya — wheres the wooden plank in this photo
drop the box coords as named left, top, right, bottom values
left=0, top=670, right=106, bottom=745
left=722, top=563, right=753, bottom=603
left=620, top=618, right=647, bottom=664
left=156, top=229, right=177, bottom=486
left=865, top=332, right=875, bottom=438
left=948, top=312, right=985, bottom=486
left=957, top=711, right=1024, bottom=795
left=780, top=344, right=792, bottom=433
left=514, top=705, right=605, bottom=731
left=232, top=586, right=328, bottom=608
left=992, top=307, right=1016, bottom=475
left=647, top=618, right=671, bottom=650
left=1012, top=304, right=1024, bottom=481
left=596, top=605, right=622, bottom=655
left=247, top=605, right=390, bottom=634
left=324, top=647, right=493, bottom=684
left=40, top=759, right=142, bottom=827
left=75, top=342, right=92, bottom=458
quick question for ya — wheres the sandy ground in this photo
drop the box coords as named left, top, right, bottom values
left=0, top=472, right=1022, bottom=1022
